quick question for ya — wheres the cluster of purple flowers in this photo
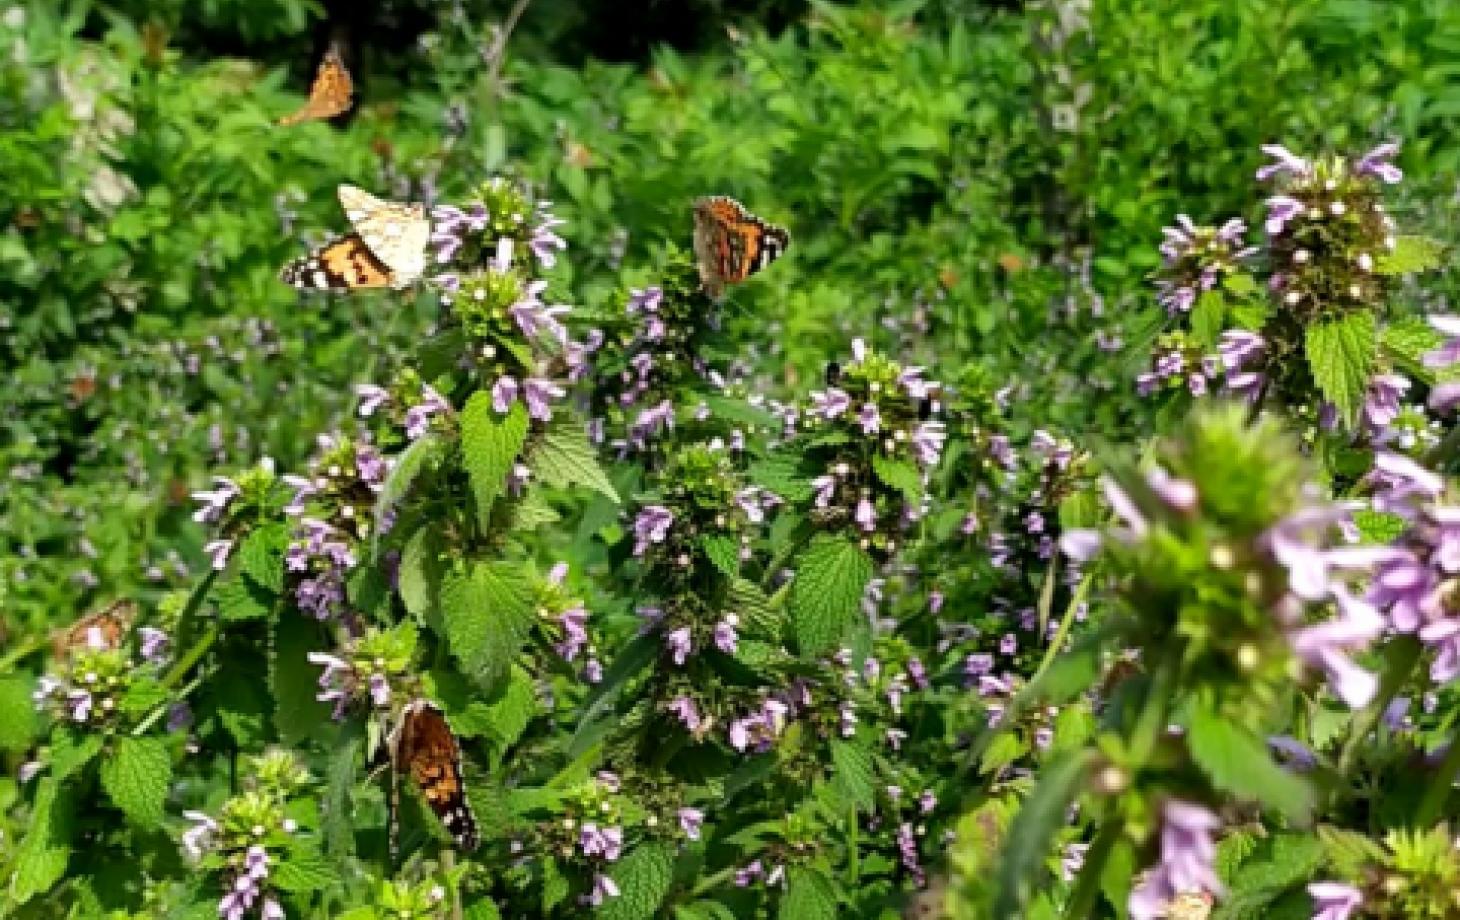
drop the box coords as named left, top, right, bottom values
left=1128, top=800, right=1222, bottom=919
left=1153, top=215, right=1255, bottom=315
left=216, top=846, right=284, bottom=920
left=539, top=562, right=602, bottom=682
left=33, top=622, right=172, bottom=731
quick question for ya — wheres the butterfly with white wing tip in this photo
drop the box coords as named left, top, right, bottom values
left=388, top=698, right=479, bottom=854
left=279, top=185, right=430, bottom=292
left=692, top=196, right=790, bottom=300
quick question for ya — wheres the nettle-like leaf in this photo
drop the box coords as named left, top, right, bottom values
left=872, top=453, right=922, bottom=502
left=599, top=841, right=676, bottom=920
left=1352, top=509, right=1407, bottom=544
left=748, top=454, right=814, bottom=502
left=374, top=433, right=448, bottom=551
left=440, top=560, right=536, bottom=692
left=0, top=676, right=38, bottom=752
left=531, top=424, right=620, bottom=502
left=1375, top=235, right=1446, bottom=275
left=50, top=731, right=104, bottom=782
left=272, top=848, right=338, bottom=893
left=1304, top=310, right=1376, bottom=426
left=10, top=777, right=72, bottom=904
left=1382, top=315, right=1452, bottom=386
left=214, top=576, right=275, bottom=622
left=1214, top=833, right=1325, bottom=920
left=239, top=522, right=289, bottom=593
left=100, top=736, right=172, bottom=829
left=780, top=868, right=838, bottom=920
left=1190, top=289, right=1227, bottom=348
left=729, top=577, right=782, bottom=638
left=271, top=612, right=333, bottom=744
left=701, top=393, right=779, bottom=429
left=790, top=535, right=874, bottom=655
left=829, top=739, right=876, bottom=811
left=462, top=395, right=530, bottom=526
left=398, top=525, right=445, bottom=620
left=1188, top=706, right=1313, bottom=822
left=700, top=533, right=741, bottom=576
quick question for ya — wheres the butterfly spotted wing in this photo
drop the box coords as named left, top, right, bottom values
left=278, top=47, right=353, bottom=126
left=692, top=196, right=789, bottom=299
left=52, top=599, right=136, bottom=658
left=337, top=185, right=430, bottom=288
left=279, top=232, right=396, bottom=290
left=390, top=699, right=479, bottom=851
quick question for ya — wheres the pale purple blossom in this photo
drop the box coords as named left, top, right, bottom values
left=584, top=873, right=620, bottom=906
left=856, top=498, right=877, bottom=532
left=1256, top=144, right=1312, bottom=182
left=204, top=539, right=235, bottom=571
left=529, top=212, right=567, bottom=267
left=404, top=385, right=451, bottom=440
left=1363, top=373, right=1411, bottom=433
left=1308, top=882, right=1362, bottom=920
left=633, top=505, right=674, bottom=556
left=858, top=403, right=882, bottom=435
left=667, top=695, right=703, bottom=733
left=1264, top=195, right=1305, bottom=236
left=191, top=477, right=240, bottom=523
left=181, top=810, right=218, bottom=861
left=1355, top=142, right=1402, bottom=184
left=677, top=807, right=704, bottom=840
left=138, top=627, right=169, bottom=663
left=811, top=387, right=851, bottom=419
left=523, top=378, right=564, bottom=421
left=666, top=627, right=693, bottom=666
left=492, top=375, right=518, bottom=413
left=713, top=616, right=739, bottom=654
left=355, top=383, right=390, bottom=417
left=1129, top=800, right=1224, bottom=920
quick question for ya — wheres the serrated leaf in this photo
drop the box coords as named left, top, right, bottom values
left=992, top=750, right=1096, bottom=918
left=100, top=737, right=171, bottom=828
left=532, top=426, right=620, bottom=501
left=271, top=613, right=332, bottom=744
left=702, top=394, right=779, bottom=429
left=748, top=455, right=813, bottom=502
left=0, top=677, right=38, bottom=751
left=397, top=525, right=444, bottom=620
left=272, top=850, right=337, bottom=892
left=373, top=433, right=445, bottom=552
left=700, top=534, right=741, bottom=577
left=512, top=488, right=562, bottom=529
left=119, top=677, right=168, bottom=716
left=461, top=394, right=529, bottom=526
left=779, top=868, right=838, bottom=920
left=728, top=578, right=781, bottom=638
left=542, top=857, right=570, bottom=913
left=1188, top=706, right=1313, bottom=821
left=1382, top=316, right=1446, bottom=385
left=872, top=454, right=923, bottom=502
left=440, top=561, right=536, bottom=692
left=1305, top=311, right=1376, bottom=426
left=1190, top=290, right=1227, bottom=348
left=599, top=841, right=676, bottom=920
left=323, top=722, right=362, bottom=859
left=1375, top=235, right=1446, bottom=275
left=213, top=576, right=274, bottom=622
left=1353, top=509, right=1407, bottom=544
left=9, top=778, right=70, bottom=904
left=239, top=523, right=288, bottom=593
left=829, top=740, right=875, bottom=810
left=1222, top=272, right=1259, bottom=297
left=790, top=536, right=873, bottom=655
left=464, top=899, right=503, bottom=920
left=49, top=731, right=103, bottom=782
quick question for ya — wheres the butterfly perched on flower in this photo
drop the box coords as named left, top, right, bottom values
left=692, top=196, right=789, bottom=300
left=389, top=698, right=479, bottom=852
left=279, top=185, right=430, bottom=291
left=51, top=599, right=136, bottom=659
left=278, top=47, right=353, bottom=127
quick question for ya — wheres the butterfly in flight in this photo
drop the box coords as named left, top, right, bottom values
left=389, top=698, right=479, bottom=852
left=278, top=47, right=353, bottom=127
left=51, top=599, right=136, bottom=659
left=692, top=196, right=789, bottom=300
left=279, top=185, right=430, bottom=291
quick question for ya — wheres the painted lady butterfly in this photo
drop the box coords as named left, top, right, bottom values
left=692, top=196, right=789, bottom=300
left=389, top=698, right=479, bottom=852
left=279, top=185, right=430, bottom=291
left=278, top=47, right=353, bottom=127
left=52, top=599, right=136, bottom=658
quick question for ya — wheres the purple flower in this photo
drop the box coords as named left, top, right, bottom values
left=666, top=627, right=693, bottom=665
left=1256, top=144, right=1312, bottom=182
left=667, top=695, right=703, bottom=733
left=1264, top=195, right=1305, bottom=236
left=138, top=627, right=169, bottom=663
left=1356, top=142, right=1402, bottom=184
left=811, top=387, right=851, bottom=419
left=633, top=505, right=674, bottom=556
left=677, top=807, right=704, bottom=840
left=912, top=421, right=947, bottom=467
left=579, top=823, right=624, bottom=861
left=367, top=672, right=391, bottom=708
left=166, top=702, right=193, bottom=733
left=1425, top=315, right=1460, bottom=368
left=404, top=385, right=451, bottom=440
left=191, top=476, right=240, bottom=524
left=523, top=378, right=564, bottom=421
left=529, top=212, right=567, bottom=267
left=1290, top=586, right=1384, bottom=707
left=1128, top=800, right=1224, bottom=920
left=1062, top=842, right=1090, bottom=882
left=713, top=616, right=739, bottom=654
left=355, top=383, right=390, bottom=417
left=492, top=376, right=518, bottom=413
left=858, top=403, right=882, bottom=435
left=811, top=475, right=837, bottom=508
left=855, top=498, right=877, bottom=532
left=585, top=873, right=620, bottom=906
left=181, top=810, right=218, bottom=861
left=1219, top=330, right=1265, bottom=372
left=204, top=539, right=235, bottom=571
left=1364, top=373, right=1410, bottom=433
left=261, top=898, right=285, bottom=920
left=1309, top=882, right=1362, bottom=920
left=627, top=286, right=663, bottom=314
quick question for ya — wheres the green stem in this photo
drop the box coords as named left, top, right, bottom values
left=161, top=625, right=220, bottom=691
left=690, top=865, right=737, bottom=898
left=1063, top=818, right=1122, bottom=920
left=1338, top=635, right=1422, bottom=776
left=1415, top=729, right=1460, bottom=827
left=1128, top=647, right=1181, bottom=765
left=133, top=675, right=202, bottom=736
left=172, top=567, right=219, bottom=652
left=1424, top=422, right=1460, bottom=469
left=1033, top=574, right=1092, bottom=683
left=1036, top=555, right=1061, bottom=641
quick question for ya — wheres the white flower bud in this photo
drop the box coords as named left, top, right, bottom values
left=1329, top=200, right=1347, bottom=216
left=1357, top=253, right=1373, bottom=272
left=1293, top=249, right=1310, bottom=264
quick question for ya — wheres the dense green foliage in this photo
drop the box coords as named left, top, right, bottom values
left=6, top=0, right=1460, bottom=918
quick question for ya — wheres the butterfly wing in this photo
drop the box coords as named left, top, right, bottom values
left=337, top=185, right=430, bottom=289
left=392, top=700, right=479, bottom=851
left=278, top=48, right=353, bottom=126
left=692, top=196, right=789, bottom=299
left=279, top=233, right=395, bottom=290
left=53, top=599, right=136, bottom=657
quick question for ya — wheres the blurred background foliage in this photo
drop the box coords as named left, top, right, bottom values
left=3, top=0, right=1460, bottom=640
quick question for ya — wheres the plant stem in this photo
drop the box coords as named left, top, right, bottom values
left=1063, top=818, right=1122, bottom=920
left=1036, top=554, right=1061, bottom=642
left=173, top=567, right=219, bottom=652
left=1033, top=574, right=1092, bottom=683
left=1415, top=730, right=1460, bottom=827
left=1338, top=635, right=1422, bottom=775
left=161, top=625, right=220, bottom=690
left=690, top=865, right=737, bottom=898
left=1128, top=647, right=1181, bottom=765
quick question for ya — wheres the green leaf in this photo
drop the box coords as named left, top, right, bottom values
left=992, top=750, right=1096, bottom=918
left=1382, top=316, right=1446, bottom=385
left=829, top=740, right=875, bottom=811
left=570, top=634, right=659, bottom=758
left=213, top=576, right=274, bottom=622
left=465, top=899, right=503, bottom=920
left=9, top=778, right=71, bottom=904
left=49, top=731, right=103, bottom=782
left=119, top=677, right=168, bottom=716
left=599, top=841, right=676, bottom=920
left=1188, top=706, right=1313, bottom=822
left=872, top=454, right=923, bottom=502
left=100, top=737, right=171, bottom=829
left=1305, top=311, right=1376, bottom=426
left=271, top=612, right=332, bottom=745
left=542, top=857, right=570, bottom=914
left=398, top=525, right=444, bottom=620
left=272, top=849, right=338, bottom=893
left=729, top=578, right=781, bottom=638
left=1353, top=509, right=1407, bottom=545
left=440, top=561, right=536, bottom=692
left=1375, top=235, right=1446, bottom=275
left=747, top=454, right=813, bottom=502
left=0, top=677, right=38, bottom=752
left=700, top=534, right=741, bottom=577
left=1222, top=272, right=1259, bottom=297
left=779, top=868, right=838, bottom=920
left=511, top=488, right=562, bottom=529
left=532, top=425, right=620, bottom=501
left=702, top=394, right=779, bottom=429
left=461, top=394, right=529, bottom=525
left=1190, top=290, right=1227, bottom=348
left=790, top=536, right=873, bottom=655
left=373, top=433, right=446, bottom=552
left=239, top=522, right=288, bottom=594
left=322, top=722, right=362, bottom=859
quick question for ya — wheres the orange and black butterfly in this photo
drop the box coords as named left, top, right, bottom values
left=279, top=185, right=429, bottom=291
left=692, top=196, right=789, bottom=300
left=51, top=599, right=136, bottom=659
left=389, top=699, right=479, bottom=852
left=278, top=47, right=353, bottom=127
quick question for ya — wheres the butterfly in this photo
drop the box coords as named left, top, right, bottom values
left=51, top=599, right=136, bottom=659
left=389, top=698, right=479, bottom=852
left=278, top=47, right=353, bottom=127
left=279, top=185, right=430, bottom=291
left=692, top=196, right=789, bottom=300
